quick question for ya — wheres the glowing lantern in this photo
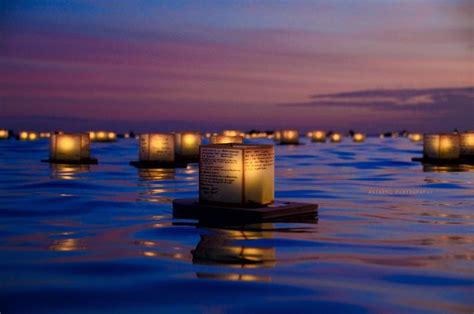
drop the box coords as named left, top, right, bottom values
left=222, top=130, right=240, bottom=137
left=88, top=131, right=96, bottom=140
left=174, top=132, right=201, bottom=159
left=40, top=132, right=51, bottom=138
left=139, top=133, right=175, bottom=162
left=0, top=129, right=9, bottom=139
left=330, top=133, right=342, bottom=143
left=352, top=133, right=365, bottom=143
left=280, top=130, right=299, bottom=145
left=49, top=133, right=90, bottom=162
left=28, top=133, right=38, bottom=140
left=199, top=144, right=274, bottom=205
left=210, top=135, right=243, bottom=144
left=423, top=134, right=460, bottom=160
left=273, top=131, right=281, bottom=142
left=18, top=131, right=38, bottom=141
left=460, top=132, right=474, bottom=158
left=311, top=130, right=326, bottom=143
left=409, top=133, right=423, bottom=142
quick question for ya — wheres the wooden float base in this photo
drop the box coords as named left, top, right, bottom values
left=129, top=160, right=188, bottom=169
left=41, top=158, right=98, bottom=165
left=175, top=156, right=199, bottom=164
left=173, top=198, right=318, bottom=223
left=412, top=157, right=474, bottom=165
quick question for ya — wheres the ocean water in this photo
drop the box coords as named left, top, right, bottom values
left=0, top=137, right=473, bottom=314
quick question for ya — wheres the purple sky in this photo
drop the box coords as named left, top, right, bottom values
left=0, top=1, right=472, bottom=133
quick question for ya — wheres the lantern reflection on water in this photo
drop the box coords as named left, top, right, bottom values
left=174, top=132, right=201, bottom=160
left=49, top=133, right=91, bottom=162
left=50, top=163, right=90, bottom=180
left=199, top=144, right=274, bottom=205
left=138, top=168, right=176, bottom=181
left=139, top=133, right=175, bottom=162
left=210, top=135, right=243, bottom=144
left=423, top=134, right=460, bottom=160
left=279, top=130, right=299, bottom=145
left=353, top=133, right=365, bottom=143
left=460, top=132, right=474, bottom=159
left=311, top=130, right=326, bottom=143
left=330, top=132, right=342, bottom=143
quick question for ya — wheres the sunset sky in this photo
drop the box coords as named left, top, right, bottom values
left=1, top=0, right=472, bottom=133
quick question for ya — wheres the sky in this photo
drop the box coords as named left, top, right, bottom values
left=0, top=0, right=472, bottom=133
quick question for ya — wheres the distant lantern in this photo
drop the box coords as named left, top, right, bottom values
left=92, top=131, right=117, bottom=142
left=40, top=132, right=51, bottom=138
left=273, top=131, right=281, bottom=142
left=199, top=144, right=274, bottom=205
left=139, top=133, right=175, bottom=163
left=460, top=132, right=474, bottom=159
left=409, top=133, right=423, bottom=142
left=352, top=133, right=365, bottom=143
left=311, top=130, right=326, bottom=143
left=330, top=133, right=343, bottom=143
left=49, top=133, right=91, bottom=162
left=210, top=135, right=244, bottom=144
left=28, top=132, right=38, bottom=140
left=174, top=132, right=201, bottom=160
left=0, top=129, right=9, bottom=139
left=222, top=130, right=240, bottom=137
left=18, top=131, right=38, bottom=141
left=423, top=134, right=460, bottom=160
left=280, top=130, right=299, bottom=145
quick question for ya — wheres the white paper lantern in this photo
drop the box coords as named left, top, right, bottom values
left=423, top=134, right=460, bottom=160
left=199, top=144, right=274, bottom=205
left=280, top=130, right=299, bottom=144
left=310, top=130, right=326, bottom=143
left=139, top=133, right=175, bottom=162
left=50, top=133, right=90, bottom=161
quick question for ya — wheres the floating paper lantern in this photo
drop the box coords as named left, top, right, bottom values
left=409, top=133, right=423, bottom=142
left=210, top=135, right=243, bottom=144
left=139, top=133, right=175, bottom=162
left=460, top=132, right=474, bottom=158
left=199, top=144, right=274, bottom=205
left=280, top=130, right=299, bottom=145
left=90, top=131, right=117, bottom=142
left=423, top=134, right=460, bottom=160
left=311, top=130, right=326, bottom=143
left=222, top=130, right=240, bottom=137
left=40, top=132, right=51, bottom=138
left=49, top=133, right=91, bottom=162
left=330, top=133, right=342, bottom=143
left=174, top=132, right=201, bottom=159
left=352, top=133, right=365, bottom=143
left=0, top=129, right=9, bottom=139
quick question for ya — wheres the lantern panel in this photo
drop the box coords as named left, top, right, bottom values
left=139, top=133, right=175, bottom=162
left=175, top=132, right=201, bottom=157
left=460, top=132, right=474, bottom=158
left=199, top=144, right=274, bottom=205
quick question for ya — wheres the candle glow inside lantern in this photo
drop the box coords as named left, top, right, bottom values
left=460, top=132, right=474, bottom=158
left=199, top=144, right=274, bottom=205
left=352, top=133, right=365, bottom=143
left=330, top=133, right=342, bottom=143
left=311, top=130, right=326, bottom=143
left=0, top=129, right=9, bottom=139
left=210, top=135, right=244, bottom=144
left=174, top=132, right=201, bottom=159
left=423, top=134, right=460, bottom=160
left=49, top=133, right=91, bottom=162
left=279, top=130, right=299, bottom=145
left=139, top=133, right=175, bottom=162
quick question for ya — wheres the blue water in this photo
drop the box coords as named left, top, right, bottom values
left=0, top=137, right=473, bottom=314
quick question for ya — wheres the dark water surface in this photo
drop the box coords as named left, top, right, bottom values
left=0, top=137, right=473, bottom=314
